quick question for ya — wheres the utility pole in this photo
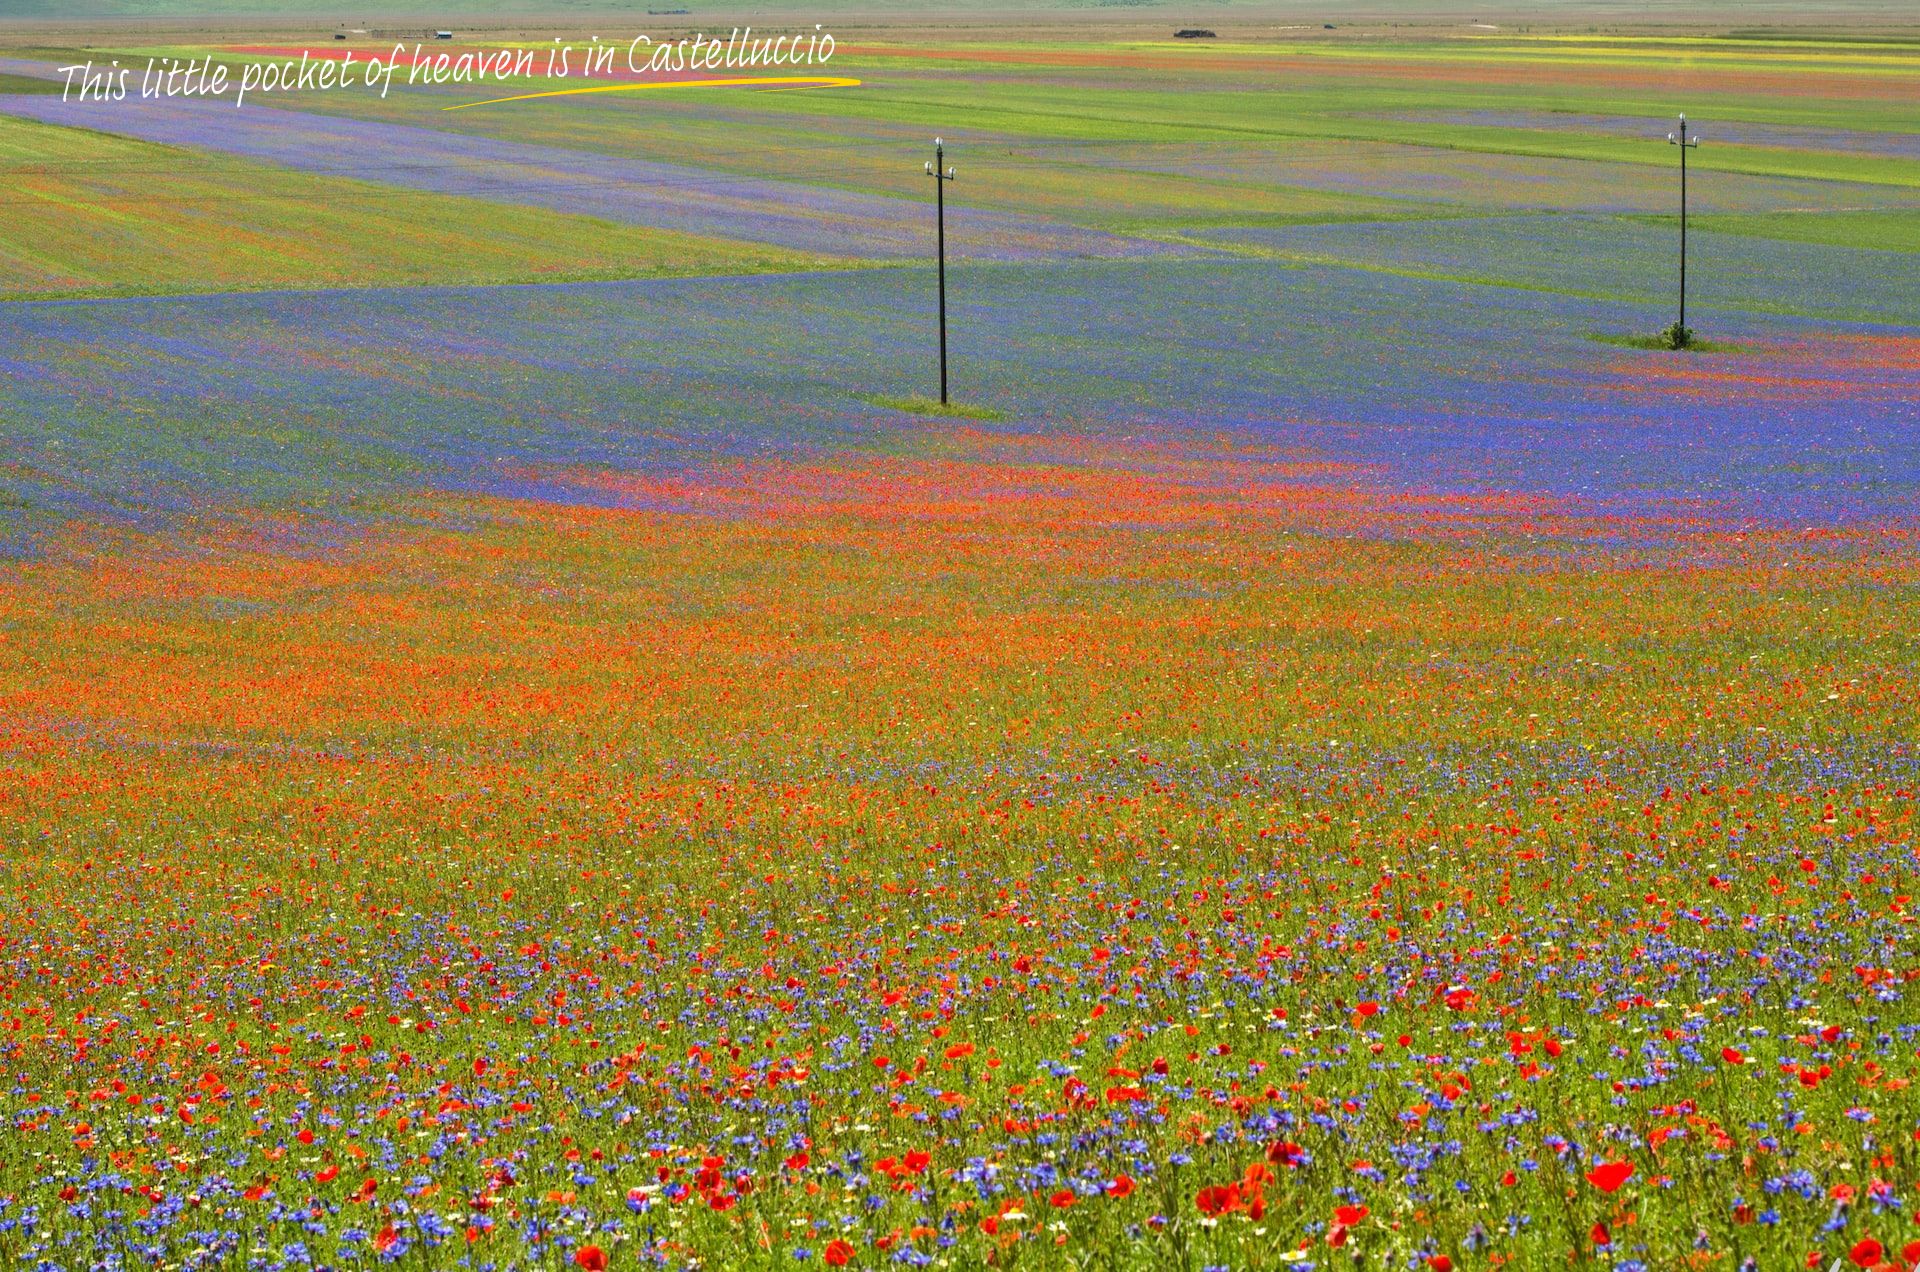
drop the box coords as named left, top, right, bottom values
left=925, top=138, right=956, bottom=404
left=1666, top=114, right=1700, bottom=341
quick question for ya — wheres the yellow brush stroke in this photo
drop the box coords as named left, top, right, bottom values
left=443, top=75, right=861, bottom=110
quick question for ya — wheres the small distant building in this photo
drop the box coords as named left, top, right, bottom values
left=435, top=30, right=453, bottom=39
left=1174, top=28, right=1216, bottom=39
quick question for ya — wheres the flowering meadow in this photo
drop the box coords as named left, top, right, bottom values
left=1, top=262, right=1916, bottom=1270
left=2, top=17, right=1919, bottom=1272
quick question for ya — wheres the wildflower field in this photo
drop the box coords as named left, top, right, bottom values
left=0, top=14, right=1917, bottom=1272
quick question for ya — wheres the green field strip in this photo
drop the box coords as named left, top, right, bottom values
left=0, top=115, right=863, bottom=300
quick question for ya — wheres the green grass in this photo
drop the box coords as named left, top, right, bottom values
left=1583, top=330, right=1753, bottom=353
left=0, top=115, right=859, bottom=299
left=1679, top=207, right=1920, bottom=252
left=0, top=72, right=61, bottom=94
left=783, top=85, right=1920, bottom=189
left=860, top=392, right=1009, bottom=421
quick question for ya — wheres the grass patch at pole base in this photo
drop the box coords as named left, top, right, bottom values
left=1584, top=331, right=1750, bottom=354
left=859, top=394, right=1009, bottom=421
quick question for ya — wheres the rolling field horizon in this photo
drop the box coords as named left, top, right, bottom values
left=0, top=10, right=1916, bottom=1272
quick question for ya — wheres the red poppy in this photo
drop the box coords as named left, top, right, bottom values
left=1106, top=1174, right=1135, bottom=1198
left=1266, top=1140, right=1306, bottom=1167
left=1585, top=1160, right=1634, bottom=1193
left=1721, top=1047, right=1745, bottom=1064
left=1333, top=1204, right=1369, bottom=1227
left=1194, top=1183, right=1240, bottom=1216
left=824, top=1238, right=856, bottom=1267
left=573, top=1246, right=608, bottom=1272
left=1428, top=1258, right=1454, bottom=1272
left=1848, top=1238, right=1883, bottom=1268
left=1050, top=1189, right=1076, bottom=1209
left=1591, top=1222, right=1611, bottom=1247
